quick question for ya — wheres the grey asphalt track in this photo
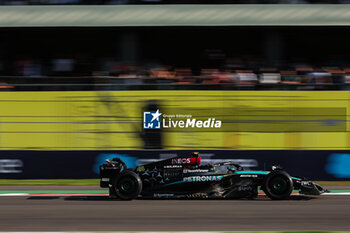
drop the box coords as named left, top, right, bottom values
left=0, top=186, right=349, bottom=231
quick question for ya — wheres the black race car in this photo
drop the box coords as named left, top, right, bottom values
left=100, top=152, right=328, bottom=200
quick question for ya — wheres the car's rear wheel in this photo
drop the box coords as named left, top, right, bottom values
left=263, top=170, right=293, bottom=200
left=113, top=170, right=142, bottom=200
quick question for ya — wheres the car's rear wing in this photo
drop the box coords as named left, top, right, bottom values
left=99, top=158, right=126, bottom=188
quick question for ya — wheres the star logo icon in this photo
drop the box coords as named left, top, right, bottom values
left=151, top=109, right=161, bottom=122
left=143, top=109, right=162, bottom=129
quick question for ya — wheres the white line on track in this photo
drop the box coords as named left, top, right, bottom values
left=0, top=193, right=29, bottom=196
left=322, top=192, right=350, bottom=195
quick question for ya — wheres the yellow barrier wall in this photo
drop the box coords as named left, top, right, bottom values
left=0, top=91, right=349, bottom=150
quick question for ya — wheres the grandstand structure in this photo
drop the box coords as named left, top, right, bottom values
left=2, top=5, right=350, bottom=27
left=0, top=6, right=350, bottom=90
left=0, top=5, right=349, bottom=150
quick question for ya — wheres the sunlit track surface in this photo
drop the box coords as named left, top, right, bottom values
left=0, top=192, right=349, bottom=231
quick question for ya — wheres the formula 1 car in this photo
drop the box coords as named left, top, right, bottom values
left=99, top=152, right=328, bottom=200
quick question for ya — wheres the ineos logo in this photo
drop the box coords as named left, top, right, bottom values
left=0, top=159, right=23, bottom=173
left=171, top=158, right=190, bottom=164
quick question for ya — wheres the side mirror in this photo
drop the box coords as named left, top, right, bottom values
left=272, top=165, right=283, bottom=171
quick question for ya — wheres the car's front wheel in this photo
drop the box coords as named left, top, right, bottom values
left=263, top=170, right=293, bottom=200
left=113, top=170, right=142, bottom=200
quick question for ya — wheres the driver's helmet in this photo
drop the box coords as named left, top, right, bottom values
left=191, top=152, right=200, bottom=157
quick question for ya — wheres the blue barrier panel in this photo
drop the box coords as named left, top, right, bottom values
left=0, top=150, right=349, bottom=180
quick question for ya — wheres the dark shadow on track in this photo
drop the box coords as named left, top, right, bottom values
left=59, top=195, right=316, bottom=201
left=27, top=196, right=60, bottom=200
left=64, top=196, right=115, bottom=201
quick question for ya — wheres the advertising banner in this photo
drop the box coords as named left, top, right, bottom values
left=0, top=150, right=349, bottom=180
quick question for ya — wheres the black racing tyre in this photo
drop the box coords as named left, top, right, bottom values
left=263, top=170, right=293, bottom=200
left=113, top=170, right=142, bottom=200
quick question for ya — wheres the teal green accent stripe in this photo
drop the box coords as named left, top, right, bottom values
left=236, top=171, right=270, bottom=175
left=236, top=171, right=302, bottom=181
left=163, top=180, right=184, bottom=186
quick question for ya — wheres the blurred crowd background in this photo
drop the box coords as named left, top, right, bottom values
left=0, top=27, right=350, bottom=91
left=1, top=61, right=349, bottom=91
left=2, top=0, right=350, bottom=4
